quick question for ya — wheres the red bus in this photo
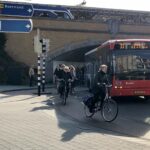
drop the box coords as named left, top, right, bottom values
left=85, top=39, right=150, bottom=99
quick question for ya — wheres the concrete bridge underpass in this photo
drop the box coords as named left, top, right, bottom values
left=4, top=4, right=150, bottom=84
left=46, top=40, right=101, bottom=82
left=48, top=40, right=100, bottom=62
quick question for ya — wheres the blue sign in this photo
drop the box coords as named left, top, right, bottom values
left=0, top=19, right=33, bottom=33
left=33, top=4, right=74, bottom=20
left=0, top=2, right=34, bottom=17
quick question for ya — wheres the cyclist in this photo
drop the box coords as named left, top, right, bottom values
left=90, top=64, right=110, bottom=112
left=69, top=65, right=77, bottom=94
left=59, top=66, right=72, bottom=98
left=54, top=65, right=60, bottom=83
left=56, top=64, right=65, bottom=93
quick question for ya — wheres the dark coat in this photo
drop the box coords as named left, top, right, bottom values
left=92, top=70, right=109, bottom=94
left=55, top=69, right=64, bottom=79
left=62, top=72, right=72, bottom=82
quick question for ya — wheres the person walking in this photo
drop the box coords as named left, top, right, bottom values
left=29, top=65, right=35, bottom=87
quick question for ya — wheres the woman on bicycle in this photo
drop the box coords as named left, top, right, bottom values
left=90, top=64, right=110, bottom=112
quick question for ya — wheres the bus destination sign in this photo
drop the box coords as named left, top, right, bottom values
left=114, top=41, right=150, bottom=50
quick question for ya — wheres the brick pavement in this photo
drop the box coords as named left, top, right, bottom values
left=0, top=88, right=150, bottom=150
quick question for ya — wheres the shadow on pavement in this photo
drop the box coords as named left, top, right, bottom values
left=30, top=89, right=150, bottom=142
left=1, top=86, right=150, bottom=143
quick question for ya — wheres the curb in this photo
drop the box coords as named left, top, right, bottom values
left=0, top=86, right=55, bottom=93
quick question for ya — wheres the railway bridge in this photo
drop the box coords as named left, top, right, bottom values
left=3, top=5, right=150, bottom=82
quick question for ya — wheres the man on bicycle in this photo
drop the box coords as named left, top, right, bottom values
left=55, top=64, right=65, bottom=93
left=90, top=64, right=110, bottom=112
left=58, top=66, right=72, bottom=98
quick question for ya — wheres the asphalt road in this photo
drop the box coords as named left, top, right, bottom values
left=56, top=89, right=150, bottom=140
left=1, top=87, right=150, bottom=149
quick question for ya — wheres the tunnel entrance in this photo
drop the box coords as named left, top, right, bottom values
left=47, top=42, right=100, bottom=83
left=53, top=45, right=98, bottom=62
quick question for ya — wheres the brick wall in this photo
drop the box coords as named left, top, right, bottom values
left=5, top=18, right=150, bottom=66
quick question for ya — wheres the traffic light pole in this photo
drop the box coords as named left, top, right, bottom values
left=34, top=29, right=50, bottom=95
left=42, top=55, right=46, bottom=92
left=37, top=54, right=41, bottom=96
left=41, top=41, right=46, bottom=92
left=36, top=28, right=41, bottom=96
left=40, top=38, right=49, bottom=92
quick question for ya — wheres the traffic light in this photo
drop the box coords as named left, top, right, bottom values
left=40, top=38, right=46, bottom=53
left=40, top=38, right=50, bottom=53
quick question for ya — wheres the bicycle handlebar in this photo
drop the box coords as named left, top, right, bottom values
left=97, top=83, right=112, bottom=88
left=57, top=79, right=73, bottom=82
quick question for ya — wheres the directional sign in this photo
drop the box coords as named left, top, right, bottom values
left=33, top=4, right=74, bottom=19
left=0, top=2, right=34, bottom=17
left=0, top=19, right=33, bottom=33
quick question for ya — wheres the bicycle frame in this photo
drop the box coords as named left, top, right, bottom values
left=104, top=84, right=112, bottom=101
left=61, top=79, right=72, bottom=105
left=93, top=84, right=113, bottom=112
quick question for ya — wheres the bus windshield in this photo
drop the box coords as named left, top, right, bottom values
left=114, top=50, right=150, bottom=80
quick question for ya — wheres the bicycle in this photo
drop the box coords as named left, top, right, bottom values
left=84, top=83, right=118, bottom=122
left=68, top=80, right=73, bottom=95
left=69, top=79, right=76, bottom=95
left=59, top=79, right=71, bottom=105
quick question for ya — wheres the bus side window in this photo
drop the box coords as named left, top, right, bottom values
left=107, top=63, right=113, bottom=82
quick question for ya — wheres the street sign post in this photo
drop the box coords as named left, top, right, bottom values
left=0, top=2, right=34, bottom=17
left=0, top=19, right=33, bottom=33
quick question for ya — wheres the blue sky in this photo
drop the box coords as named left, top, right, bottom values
left=4, top=0, right=150, bottom=12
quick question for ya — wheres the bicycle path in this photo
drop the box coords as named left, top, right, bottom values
left=0, top=86, right=150, bottom=149
left=50, top=90, right=150, bottom=141
left=1, top=85, right=150, bottom=141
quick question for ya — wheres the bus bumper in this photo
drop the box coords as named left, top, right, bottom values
left=111, top=88, right=150, bottom=96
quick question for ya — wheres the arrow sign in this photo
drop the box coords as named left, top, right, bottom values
left=0, top=2, right=34, bottom=17
left=0, top=19, right=33, bottom=33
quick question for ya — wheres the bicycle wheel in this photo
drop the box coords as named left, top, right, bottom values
left=69, top=87, right=72, bottom=95
left=69, top=85, right=73, bottom=95
left=84, top=105, right=95, bottom=118
left=101, top=99, right=118, bottom=122
left=62, top=92, right=67, bottom=105
left=62, top=86, right=68, bottom=105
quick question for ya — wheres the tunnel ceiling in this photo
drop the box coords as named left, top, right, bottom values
left=53, top=45, right=99, bottom=62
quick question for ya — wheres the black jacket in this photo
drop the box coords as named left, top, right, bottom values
left=55, top=69, right=64, bottom=79
left=62, top=72, right=72, bottom=82
left=94, top=70, right=109, bottom=85
left=92, top=70, right=110, bottom=94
